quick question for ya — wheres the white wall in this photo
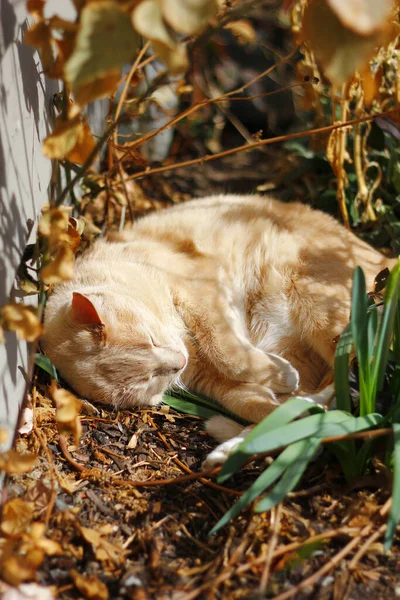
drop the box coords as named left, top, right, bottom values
left=0, top=0, right=61, bottom=447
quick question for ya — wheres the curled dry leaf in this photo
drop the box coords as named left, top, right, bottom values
left=70, top=569, right=109, bottom=600
left=42, top=114, right=96, bottom=165
left=327, top=0, right=394, bottom=36
left=0, top=428, right=9, bottom=445
left=29, top=523, right=63, bottom=556
left=38, top=205, right=70, bottom=242
left=0, top=543, right=43, bottom=587
left=224, top=20, right=257, bottom=44
left=27, top=0, right=46, bottom=19
left=161, top=0, right=218, bottom=35
left=40, top=245, right=75, bottom=285
left=0, top=450, right=38, bottom=475
left=80, top=526, right=102, bottom=547
left=79, top=526, right=127, bottom=564
left=1, top=304, right=43, bottom=343
left=132, top=0, right=189, bottom=74
left=64, top=1, right=139, bottom=106
left=302, top=0, right=390, bottom=86
left=51, top=384, right=82, bottom=444
left=133, top=0, right=217, bottom=73
left=24, top=20, right=54, bottom=73
left=0, top=499, right=34, bottom=537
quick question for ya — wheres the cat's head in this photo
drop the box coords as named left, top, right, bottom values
left=42, top=288, right=188, bottom=409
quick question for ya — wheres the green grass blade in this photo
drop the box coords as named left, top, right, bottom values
left=210, top=441, right=304, bottom=533
left=244, top=411, right=382, bottom=455
left=218, top=397, right=325, bottom=482
left=163, top=395, right=228, bottom=420
left=372, top=261, right=400, bottom=393
left=255, top=437, right=321, bottom=513
left=367, top=306, right=379, bottom=361
left=354, top=438, right=376, bottom=476
left=351, top=267, right=369, bottom=374
left=334, top=323, right=352, bottom=413
left=330, top=439, right=357, bottom=481
left=393, top=290, right=400, bottom=364
left=384, top=423, right=400, bottom=550
left=163, top=391, right=246, bottom=423
left=35, top=354, right=59, bottom=382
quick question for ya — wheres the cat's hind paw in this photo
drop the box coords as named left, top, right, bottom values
left=264, top=353, right=299, bottom=393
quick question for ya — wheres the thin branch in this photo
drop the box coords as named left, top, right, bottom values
left=259, top=504, right=283, bottom=595
left=125, top=108, right=400, bottom=184
left=272, top=498, right=392, bottom=600
left=116, top=47, right=298, bottom=158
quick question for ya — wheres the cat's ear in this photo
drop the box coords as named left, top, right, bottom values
left=71, top=292, right=103, bottom=326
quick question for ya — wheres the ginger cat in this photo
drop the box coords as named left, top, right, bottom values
left=43, top=195, right=396, bottom=445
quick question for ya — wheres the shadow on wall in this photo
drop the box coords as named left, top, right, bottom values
left=0, top=0, right=59, bottom=426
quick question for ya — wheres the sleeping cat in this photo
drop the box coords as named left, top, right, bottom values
left=42, top=195, right=396, bottom=463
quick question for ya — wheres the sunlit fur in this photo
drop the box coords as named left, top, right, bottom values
left=43, top=194, right=396, bottom=422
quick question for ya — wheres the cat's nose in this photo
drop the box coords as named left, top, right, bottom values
left=171, top=351, right=187, bottom=372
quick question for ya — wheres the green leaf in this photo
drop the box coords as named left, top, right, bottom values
left=372, top=260, right=400, bottom=393
left=163, top=395, right=229, bottom=420
left=334, top=322, right=352, bottom=413
left=384, top=423, right=400, bottom=550
left=351, top=267, right=369, bottom=375
left=65, top=1, right=139, bottom=105
left=367, top=306, right=379, bottom=361
left=210, top=441, right=303, bottom=533
left=331, top=439, right=357, bottom=481
left=35, top=354, right=59, bottom=381
left=218, top=397, right=325, bottom=482
left=354, top=437, right=376, bottom=475
left=163, top=390, right=247, bottom=423
left=211, top=437, right=321, bottom=533
left=255, top=437, right=321, bottom=513
left=243, top=411, right=383, bottom=455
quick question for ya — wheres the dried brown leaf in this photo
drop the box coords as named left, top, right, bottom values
left=1, top=554, right=39, bottom=587
left=66, top=119, right=97, bottom=165
left=42, top=115, right=81, bottom=161
left=70, top=569, right=109, bottom=600
left=0, top=428, right=9, bottom=444
left=65, top=1, right=139, bottom=106
left=24, top=21, right=54, bottom=73
left=27, top=0, right=46, bottom=19
left=52, top=385, right=82, bottom=444
left=80, top=526, right=102, bottom=547
left=0, top=450, right=38, bottom=475
left=0, top=499, right=33, bottom=537
left=1, top=304, right=43, bottom=342
left=132, top=0, right=189, bottom=74
left=162, top=0, right=218, bottom=35
left=225, top=20, right=257, bottom=43
left=40, top=245, right=75, bottom=285
left=38, top=206, right=70, bottom=240
left=327, top=0, right=394, bottom=36
left=302, top=0, right=386, bottom=86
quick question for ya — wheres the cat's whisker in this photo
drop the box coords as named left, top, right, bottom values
left=171, top=375, right=190, bottom=394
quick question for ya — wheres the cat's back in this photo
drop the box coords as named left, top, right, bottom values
left=118, top=194, right=309, bottom=251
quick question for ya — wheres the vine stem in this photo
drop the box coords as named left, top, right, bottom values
left=125, top=107, right=400, bottom=187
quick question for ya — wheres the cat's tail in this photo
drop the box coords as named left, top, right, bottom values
left=205, top=415, right=247, bottom=442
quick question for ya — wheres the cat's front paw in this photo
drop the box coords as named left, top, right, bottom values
left=261, top=353, right=299, bottom=393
